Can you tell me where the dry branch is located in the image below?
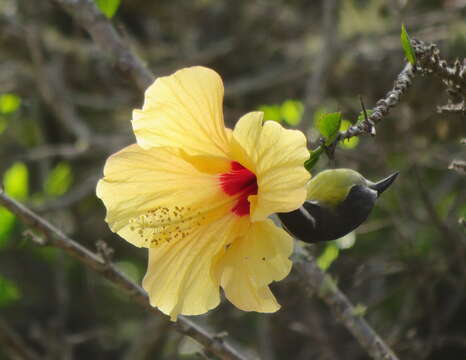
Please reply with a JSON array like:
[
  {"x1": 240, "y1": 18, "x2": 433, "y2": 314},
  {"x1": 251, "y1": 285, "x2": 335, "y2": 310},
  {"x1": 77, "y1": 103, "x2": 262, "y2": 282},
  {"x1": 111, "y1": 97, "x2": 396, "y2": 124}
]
[
  {"x1": 295, "y1": 257, "x2": 400, "y2": 360},
  {"x1": 337, "y1": 62, "x2": 415, "y2": 143},
  {"x1": 331, "y1": 39, "x2": 465, "y2": 149},
  {"x1": 52, "y1": 0, "x2": 155, "y2": 91},
  {"x1": 0, "y1": 189, "x2": 250, "y2": 360},
  {"x1": 0, "y1": 319, "x2": 41, "y2": 360}
]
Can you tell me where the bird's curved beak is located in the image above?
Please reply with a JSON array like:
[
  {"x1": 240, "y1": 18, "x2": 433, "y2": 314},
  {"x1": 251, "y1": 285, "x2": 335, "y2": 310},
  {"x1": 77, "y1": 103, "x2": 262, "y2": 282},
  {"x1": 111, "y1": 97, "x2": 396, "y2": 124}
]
[{"x1": 369, "y1": 172, "x2": 399, "y2": 196}]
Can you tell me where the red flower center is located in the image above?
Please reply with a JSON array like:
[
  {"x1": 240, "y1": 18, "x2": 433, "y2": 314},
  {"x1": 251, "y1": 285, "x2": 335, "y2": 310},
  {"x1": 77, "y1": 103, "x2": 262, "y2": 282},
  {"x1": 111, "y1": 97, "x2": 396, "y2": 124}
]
[{"x1": 219, "y1": 161, "x2": 258, "y2": 216}]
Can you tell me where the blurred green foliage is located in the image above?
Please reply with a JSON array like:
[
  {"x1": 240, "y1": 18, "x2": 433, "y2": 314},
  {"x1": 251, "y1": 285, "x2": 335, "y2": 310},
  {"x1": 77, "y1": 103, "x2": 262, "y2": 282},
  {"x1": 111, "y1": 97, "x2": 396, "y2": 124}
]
[
  {"x1": 317, "y1": 232, "x2": 356, "y2": 270},
  {"x1": 3, "y1": 162, "x2": 28, "y2": 200},
  {"x1": 259, "y1": 99, "x2": 303, "y2": 126},
  {"x1": 0, "y1": 163, "x2": 29, "y2": 248},
  {"x1": 0, "y1": 275, "x2": 21, "y2": 307},
  {"x1": 44, "y1": 162, "x2": 73, "y2": 197},
  {"x1": 0, "y1": 93, "x2": 20, "y2": 134},
  {"x1": 0, "y1": 93, "x2": 21, "y2": 114},
  {"x1": 95, "y1": 0, "x2": 121, "y2": 18}
]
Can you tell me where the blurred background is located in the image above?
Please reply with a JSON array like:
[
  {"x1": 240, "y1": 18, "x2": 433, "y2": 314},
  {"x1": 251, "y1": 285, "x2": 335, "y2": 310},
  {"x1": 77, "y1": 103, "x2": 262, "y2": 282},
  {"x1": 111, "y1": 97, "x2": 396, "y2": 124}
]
[{"x1": 0, "y1": 0, "x2": 465, "y2": 359}]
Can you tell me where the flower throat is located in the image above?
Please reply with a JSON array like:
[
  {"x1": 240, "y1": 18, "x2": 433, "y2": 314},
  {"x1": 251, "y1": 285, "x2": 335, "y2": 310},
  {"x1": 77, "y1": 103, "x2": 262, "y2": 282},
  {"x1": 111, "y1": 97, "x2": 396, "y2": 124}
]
[{"x1": 219, "y1": 161, "x2": 258, "y2": 216}]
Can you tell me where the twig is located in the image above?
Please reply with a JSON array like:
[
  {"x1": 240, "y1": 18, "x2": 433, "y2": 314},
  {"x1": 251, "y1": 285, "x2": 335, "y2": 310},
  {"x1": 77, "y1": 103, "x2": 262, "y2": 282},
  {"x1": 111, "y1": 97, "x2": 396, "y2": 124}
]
[
  {"x1": 337, "y1": 62, "x2": 415, "y2": 143},
  {"x1": 325, "y1": 39, "x2": 464, "y2": 154},
  {"x1": 25, "y1": 25, "x2": 91, "y2": 145},
  {"x1": 0, "y1": 318, "x2": 41, "y2": 360},
  {"x1": 225, "y1": 62, "x2": 310, "y2": 97},
  {"x1": 295, "y1": 257, "x2": 399, "y2": 360},
  {"x1": 449, "y1": 160, "x2": 466, "y2": 175},
  {"x1": 302, "y1": 0, "x2": 340, "y2": 131},
  {"x1": 437, "y1": 101, "x2": 465, "y2": 114},
  {"x1": 412, "y1": 39, "x2": 465, "y2": 114},
  {"x1": 51, "y1": 0, "x2": 154, "y2": 91},
  {"x1": 0, "y1": 189, "x2": 250, "y2": 360}
]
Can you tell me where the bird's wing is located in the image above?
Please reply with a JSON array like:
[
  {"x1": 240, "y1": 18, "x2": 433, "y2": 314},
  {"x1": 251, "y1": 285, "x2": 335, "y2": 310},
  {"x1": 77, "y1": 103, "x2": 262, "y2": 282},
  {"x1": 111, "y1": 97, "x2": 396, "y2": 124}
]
[{"x1": 298, "y1": 203, "x2": 317, "y2": 228}]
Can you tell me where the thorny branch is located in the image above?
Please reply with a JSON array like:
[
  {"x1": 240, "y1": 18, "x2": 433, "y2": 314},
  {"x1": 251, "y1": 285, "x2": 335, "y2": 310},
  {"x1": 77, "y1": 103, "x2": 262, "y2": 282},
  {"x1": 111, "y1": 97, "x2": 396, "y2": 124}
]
[
  {"x1": 0, "y1": 190, "x2": 250, "y2": 360},
  {"x1": 325, "y1": 39, "x2": 465, "y2": 153},
  {"x1": 295, "y1": 257, "x2": 400, "y2": 360},
  {"x1": 412, "y1": 39, "x2": 465, "y2": 114},
  {"x1": 333, "y1": 62, "x2": 415, "y2": 146}
]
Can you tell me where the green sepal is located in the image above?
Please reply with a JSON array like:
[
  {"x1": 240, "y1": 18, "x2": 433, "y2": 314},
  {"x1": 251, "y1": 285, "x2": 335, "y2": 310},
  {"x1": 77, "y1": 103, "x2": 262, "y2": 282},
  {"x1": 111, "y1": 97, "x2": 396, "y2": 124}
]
[{"x1": 304, "y1": 146, "x2": 323, "y2": 172}]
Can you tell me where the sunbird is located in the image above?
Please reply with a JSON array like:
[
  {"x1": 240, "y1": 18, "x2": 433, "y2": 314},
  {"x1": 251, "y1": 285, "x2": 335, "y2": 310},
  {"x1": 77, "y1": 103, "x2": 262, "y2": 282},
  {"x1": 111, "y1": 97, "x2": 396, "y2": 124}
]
[{"x1": 277, "y1": 169, "x2": 398, "y2": 243}]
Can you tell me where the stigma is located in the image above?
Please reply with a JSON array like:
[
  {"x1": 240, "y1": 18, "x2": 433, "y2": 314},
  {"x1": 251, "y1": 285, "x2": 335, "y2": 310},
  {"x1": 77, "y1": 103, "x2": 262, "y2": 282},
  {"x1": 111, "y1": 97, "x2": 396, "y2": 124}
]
[{"x1": 219, "y1": 161, "x2": 258, "y2": 216}]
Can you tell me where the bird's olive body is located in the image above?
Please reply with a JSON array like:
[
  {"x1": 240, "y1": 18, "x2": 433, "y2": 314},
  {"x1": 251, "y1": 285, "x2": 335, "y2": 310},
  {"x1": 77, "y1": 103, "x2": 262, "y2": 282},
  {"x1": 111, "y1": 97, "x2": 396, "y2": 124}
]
[{"x1": 278, "y1": 169, "x2": 398, "y2": 243}]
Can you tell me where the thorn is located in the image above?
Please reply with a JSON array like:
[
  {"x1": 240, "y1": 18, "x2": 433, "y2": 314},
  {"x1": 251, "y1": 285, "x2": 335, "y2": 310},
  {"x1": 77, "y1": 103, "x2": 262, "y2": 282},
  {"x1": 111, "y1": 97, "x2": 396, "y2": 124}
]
[
  {"x1": 213, "y1": 331, "x2": 229, "y2": 342},
  {"x1": 23, "y1": 230, "x2": 47, "y2": 245},
  {"x1": 359, "y1": 95, "x2": 376, "y2": 136},
  {"x1": 96, "y1": 240, "x2": 114, "y2": 264}
]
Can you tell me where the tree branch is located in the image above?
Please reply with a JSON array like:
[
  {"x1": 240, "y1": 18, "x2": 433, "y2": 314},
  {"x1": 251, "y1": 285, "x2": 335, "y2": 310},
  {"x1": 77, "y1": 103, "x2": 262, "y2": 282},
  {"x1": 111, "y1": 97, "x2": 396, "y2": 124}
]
[
  {"x1": 413, "y1": 39, "x2": 465, "y2": 114},
  {"x1": 0, "y1": 189, "x2": 250, "y2": 360},
  {"x1": 337, "y1": 62, "x2": 415, "y2": 143},
  {"x1": 51, "y1": 0, "x2": 155, "y2": 92},
  {"x1": 295, "y1": 257, "x2": 399, "y2": 360},
  {"x1": 326, "y1": 39, "x2": 464, "y2": 152},
  {"x1": 0, "y1": 318, "x2": 41, "y2": 360}
]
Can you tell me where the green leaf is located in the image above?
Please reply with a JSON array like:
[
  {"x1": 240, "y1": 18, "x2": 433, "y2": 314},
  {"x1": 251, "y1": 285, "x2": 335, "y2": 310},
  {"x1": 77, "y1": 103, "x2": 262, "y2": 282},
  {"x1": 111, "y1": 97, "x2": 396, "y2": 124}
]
[
  {"x1": 0, "y1": 94, "x2": 21, "y2": 114},
  {"x1": 259, "y1": 104, "x2": 282, "y2": 122},
  {"x1": 401, "y1": 24, "x2": 416, "y2": 66},
  {"x1": 317, "y1": 243, "x2": 339, "y2": 271},
  {"x1": 316, "y1": 112, "x2": 342, "y2": 144},
  {"x1": 95, "y1": 0, "x2": 121, "y2": 18},
  {"x1": 44, "y1": 162, "x2": 73, "y2": 197},
  {"x1": 339, "y1": 120, "x2": 359, "y2": 149},
  {"x1": 304, "y1": 146, "x2": 323, "y2": 172},
  {"x1": 0, "y1": 208, "x2": 15, "y2": 248},
  {"x1": 1, "y1": 163, "x2": 28, "y2": 248},
  {"x1": 280, "y1": 99, "x2": 303, "y2": 126},
  {"x1": 0, "y1": 116, "x2": 7, "y2": 134},
  {"x1": 3, "y1": 162, "x2": 28, "y2": 200},
  {"x1": 0, "y1": 275, "x2": 21, "y2": 307}
]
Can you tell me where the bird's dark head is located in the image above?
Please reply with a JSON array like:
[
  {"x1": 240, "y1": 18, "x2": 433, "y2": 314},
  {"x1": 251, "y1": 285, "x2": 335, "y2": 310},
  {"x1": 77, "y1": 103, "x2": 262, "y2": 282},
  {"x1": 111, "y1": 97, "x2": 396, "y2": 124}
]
[{"x1": 278, "y1": 169, "x2": 398, "y2": 243}]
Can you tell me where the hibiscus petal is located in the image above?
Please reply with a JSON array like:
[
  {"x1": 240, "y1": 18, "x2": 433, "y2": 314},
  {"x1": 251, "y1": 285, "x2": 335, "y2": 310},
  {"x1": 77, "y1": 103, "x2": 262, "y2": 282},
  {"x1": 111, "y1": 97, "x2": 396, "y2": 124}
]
[
  {"x1": 96, "y1": 144, "x2": 231, "y2": 247},
  {"x1": 132, "y1": 66, "x2": 231, "y2": 158},
  {"x1": 231, "y1": 112, "x2": 310, "y2": 221},
  {"x1": 142, "y1": 215, "x2": 238, "y2": 321},
  {"x1": 213, "y1": 219, "x2": 293, "y2": 313}
]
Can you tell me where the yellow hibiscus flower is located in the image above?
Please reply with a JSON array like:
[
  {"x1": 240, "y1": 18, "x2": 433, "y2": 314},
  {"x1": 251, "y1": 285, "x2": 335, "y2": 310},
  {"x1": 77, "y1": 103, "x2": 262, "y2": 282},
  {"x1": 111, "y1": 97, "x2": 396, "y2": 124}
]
[{"x1": 96, "y1": 66, "x2": 310, "y2": 321}]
